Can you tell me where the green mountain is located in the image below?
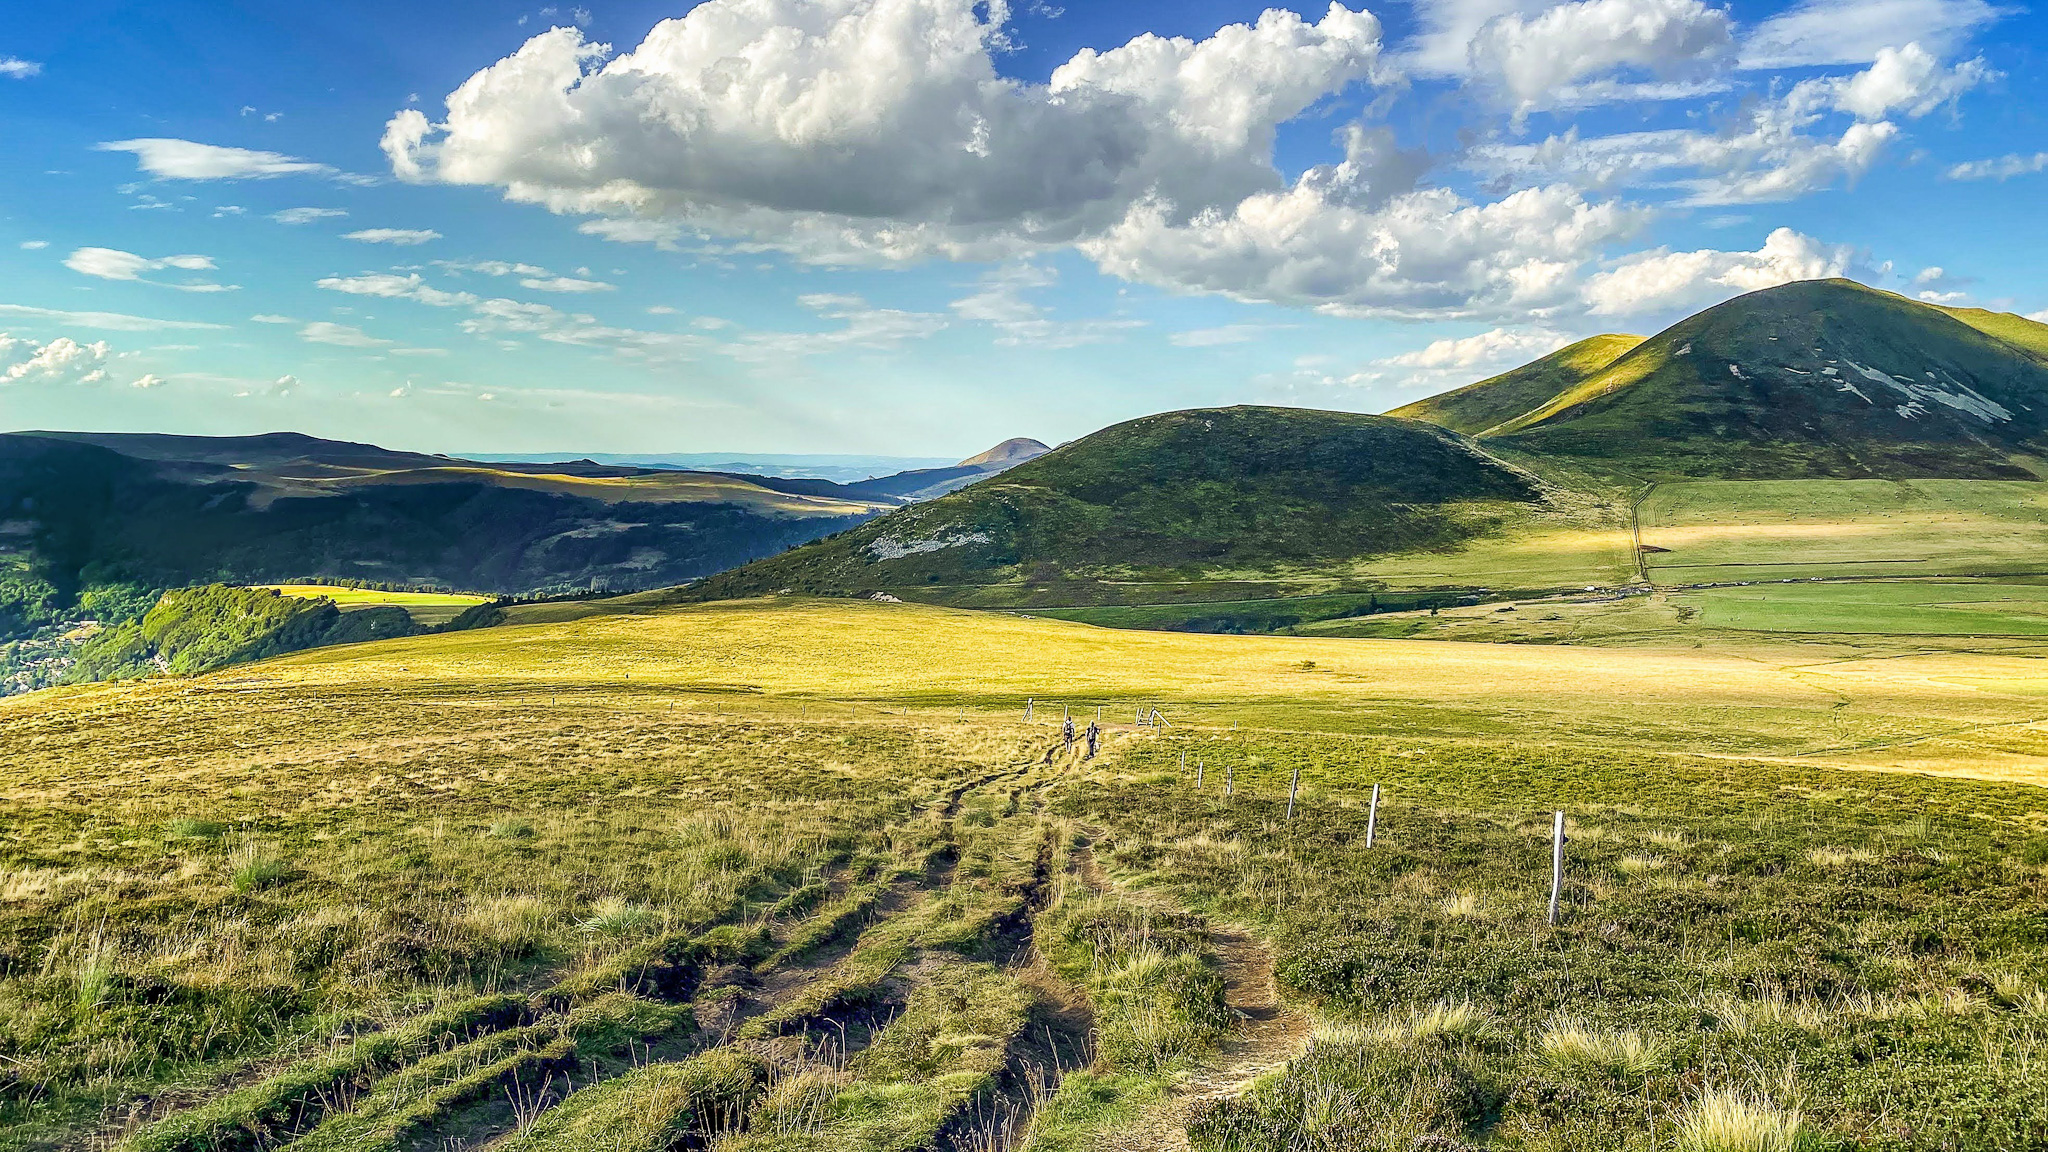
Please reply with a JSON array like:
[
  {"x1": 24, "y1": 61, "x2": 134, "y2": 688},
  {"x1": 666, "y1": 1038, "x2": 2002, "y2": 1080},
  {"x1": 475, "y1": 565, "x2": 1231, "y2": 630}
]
[
  {"x1": 687, "y1": 406, "x2": 1561, "y2": 609},
  {"x1": 1388, "y1": 334, "x2": 1644, "y2": 436},
  {"x1": 1415, "y1": 280, "x2": 2048, "y2": 480},
  {"x1": 1934, "y1": 304, "x2": 2048, "y2": 363}
]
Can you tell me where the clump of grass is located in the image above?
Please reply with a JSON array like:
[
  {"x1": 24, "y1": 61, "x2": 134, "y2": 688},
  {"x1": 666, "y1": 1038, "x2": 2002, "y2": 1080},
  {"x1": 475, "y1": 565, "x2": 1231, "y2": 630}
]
[
  {"x1": 489, "y1": 818, "x2": 536, "y2": 840},
  {"x1": 1806, "y1": 846, "x2": 1880, "y2": 867},
  {"x1": 1676, "y1": 1089, "x2": 1807, "y2": 1152},
  {"x1": 231, "y1": 855, "x2": 294, "y2": 892},
  {"x1": 1645, "y1": 828, "x2": 1688, "y2": 847},
  {"x1": 577, "y1": 898, "x2": 658, "y2": 943},
  {"x1": 2019, "y1": 837, "x2": 2048, "y2": 867},
  {"x1": 1338, "y1": 1000, "x2": 1495, "y2": 1045},
  {"x1": 163, "y1": 817, "x2": 227, "y2": 840},
  {"x1": 1617, "y1": 854, "x2": 1667, "y2": 874},
  {"x1": 1439, "y1": 892, "x2": 1482, "y2": 918},
  {"x1": 1702, "y1": 992, "x2": 1829, "y2": 1034},
  {"x1": 1536, "y1": 1018, "x2": 1664, "y2": 1076},
  {"x1": 74, "y1": 940, "x2": 118, "y2": 1021}
]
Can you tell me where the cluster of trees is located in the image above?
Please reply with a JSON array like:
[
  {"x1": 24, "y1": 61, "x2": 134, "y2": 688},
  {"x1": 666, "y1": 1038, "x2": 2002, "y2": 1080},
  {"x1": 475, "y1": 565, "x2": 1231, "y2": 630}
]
[{"x1": 66, "y1": 585, "x2": 421, "y2": 682}]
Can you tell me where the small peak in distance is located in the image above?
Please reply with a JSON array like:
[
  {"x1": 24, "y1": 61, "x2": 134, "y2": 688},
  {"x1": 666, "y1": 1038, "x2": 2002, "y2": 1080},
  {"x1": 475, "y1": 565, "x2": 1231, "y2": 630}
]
[{"x1": 958, "y1": 437, "x2": 1051, "y2": 469}]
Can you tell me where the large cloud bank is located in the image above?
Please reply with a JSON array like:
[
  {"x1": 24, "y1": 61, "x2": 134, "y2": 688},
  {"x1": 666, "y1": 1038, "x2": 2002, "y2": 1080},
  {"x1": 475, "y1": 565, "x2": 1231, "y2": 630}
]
[{"x1": 375, "y1": 0, "x2": 2005, "y2": 322}]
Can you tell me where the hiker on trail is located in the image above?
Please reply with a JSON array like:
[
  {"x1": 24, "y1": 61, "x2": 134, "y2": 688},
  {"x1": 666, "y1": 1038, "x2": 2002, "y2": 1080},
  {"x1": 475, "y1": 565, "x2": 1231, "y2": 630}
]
[
  {"x1": 1062, "y1": 715, "x2": 1076, "y2": 754},
  {"x1": 1084, "y1": 720, "x2": 1100, "y2": 760}
]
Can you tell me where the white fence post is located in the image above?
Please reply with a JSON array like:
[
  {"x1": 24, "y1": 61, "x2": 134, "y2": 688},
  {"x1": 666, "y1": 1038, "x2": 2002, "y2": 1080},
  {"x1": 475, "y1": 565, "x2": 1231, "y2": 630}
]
[
  {"x1": 1366, "y1": 783, "x2": 1380, "y2": 848},
  {"x1": 1549, "y1": 811, "x2": 1566, "y2": 926}
]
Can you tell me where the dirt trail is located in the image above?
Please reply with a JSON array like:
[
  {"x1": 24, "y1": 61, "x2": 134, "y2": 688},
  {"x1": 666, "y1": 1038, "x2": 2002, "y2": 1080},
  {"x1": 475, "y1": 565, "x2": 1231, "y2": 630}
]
[{"x1": 1075, "y1": 844, "x2": 1311, "y2": 1152}]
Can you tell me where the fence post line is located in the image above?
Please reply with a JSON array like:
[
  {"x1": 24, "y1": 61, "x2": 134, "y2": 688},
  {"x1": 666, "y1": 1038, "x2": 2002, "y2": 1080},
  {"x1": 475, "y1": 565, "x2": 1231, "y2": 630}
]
[
  {"x1": 1549, "y1": 810, "x2": 1566, "y2": 927},
  {"x1": 1366, "y1": 783, "x2": 1380, "y2": 848},
  {"x1": 1286, "y1": 765, "x2": 1301, "y2": 819}
]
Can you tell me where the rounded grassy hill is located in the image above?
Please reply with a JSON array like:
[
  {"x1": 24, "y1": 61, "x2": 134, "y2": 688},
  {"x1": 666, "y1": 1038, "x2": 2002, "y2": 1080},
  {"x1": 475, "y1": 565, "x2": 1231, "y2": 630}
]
[{"x1": 687, "y1": 406, "x2": 1556, "y2": 603}]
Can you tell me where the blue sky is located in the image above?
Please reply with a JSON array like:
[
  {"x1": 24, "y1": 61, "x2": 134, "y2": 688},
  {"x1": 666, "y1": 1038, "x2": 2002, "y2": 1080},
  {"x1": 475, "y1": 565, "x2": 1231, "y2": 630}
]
[{"x1": 1, "y1": 0, "x2": 2042, "y2": 456}]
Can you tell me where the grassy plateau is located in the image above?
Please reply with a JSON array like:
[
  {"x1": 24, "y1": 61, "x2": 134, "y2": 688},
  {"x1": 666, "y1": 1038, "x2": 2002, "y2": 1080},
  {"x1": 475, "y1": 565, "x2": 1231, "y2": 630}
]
[
  {"x1": 3, "y1": 594, "x2": 2048, "y2": 1152},
  {"x1": 258, "y1": 585, "x2": 496, "y2": 628}
]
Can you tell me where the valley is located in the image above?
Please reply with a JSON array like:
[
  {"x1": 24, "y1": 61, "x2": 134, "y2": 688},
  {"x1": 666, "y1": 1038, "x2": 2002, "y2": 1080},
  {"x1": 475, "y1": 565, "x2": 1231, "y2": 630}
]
[{"x1": 8, "y1": 278, "x2": 2048, "y2": 1150}]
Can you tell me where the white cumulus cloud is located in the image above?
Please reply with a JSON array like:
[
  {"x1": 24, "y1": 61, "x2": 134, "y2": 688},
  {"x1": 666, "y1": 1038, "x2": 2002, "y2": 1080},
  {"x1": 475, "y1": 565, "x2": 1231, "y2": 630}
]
[
  {"x1": 1086, "y1": 181, "x2": 1643, "y2": 319},
  {"x1": 1468, "y1": 48, "x2": 1984, "y2": 206},
  {"x1": 344, "y1": 228, "x2": 443, "y2": 245},
  {"x1": 1581, "y1": 226, "x2": 1853, "y2": 315},
  {"x1": 519, "y1": 275, "x2": 613, "y2": 292},
  {"x1": 300, "y1": 321, "x2": 393, "y2": 347},
  {"x1": 97, "y1": 138, "x2": 347, "y2": 181},
  {"x1": 0, "y1": 57, "x2": 41, "y2": 79},
  {"x1": 0, "y1": 333, "x2": 118, "y2": 386},
  {"x1": 271, "y1": 207, "x2": 349, "y2": 225},
  {"x1": 1947, "y1": 152, "x2": 2048, "y2": 181},
  {"x1": 1467, "y1": 0, "x2": 1733, "y2": 114},
  {"x1": 1383, "y1": 325, "x2": 1574, "y2": 369},
  {"x1": 63, "y1": 247, "x2": 233, "y2": 291},
  {"x1": 383, "y1": 0, "x2": 1407, "y2": 284}
]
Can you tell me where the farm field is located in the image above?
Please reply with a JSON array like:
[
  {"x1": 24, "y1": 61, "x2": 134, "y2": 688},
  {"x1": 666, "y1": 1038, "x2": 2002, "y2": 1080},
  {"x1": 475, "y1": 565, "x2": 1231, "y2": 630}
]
[
  {"x1": 3, "y1": 597, "x2": 2047, "y2": 1151},
  {"x1": 257, "y1": 585, "x2": 497, "y2": 627},
  {"x1": 1676, "y1": 579, "x2": 2048, "y2": 636},
  {"x1": 1639, "y1": 479, "x2": 2048, "y2": 583},
  {"x1": 1304, "y1": 579, "x2": 2048, "y2": 645}
]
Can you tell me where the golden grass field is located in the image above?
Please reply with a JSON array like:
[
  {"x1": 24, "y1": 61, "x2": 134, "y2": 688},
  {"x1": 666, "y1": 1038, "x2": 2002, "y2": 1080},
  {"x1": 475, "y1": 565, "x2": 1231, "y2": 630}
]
[
  {"x1": 258, "y1": 584, "x2": 496, "y2": 626},
  {"x1": 160, "y1": 596, "x2": 2048, "y2": 785}
]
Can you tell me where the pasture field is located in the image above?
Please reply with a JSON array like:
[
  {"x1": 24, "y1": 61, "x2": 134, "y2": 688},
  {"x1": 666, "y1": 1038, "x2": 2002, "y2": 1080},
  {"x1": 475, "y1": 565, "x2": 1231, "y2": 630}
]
[
  {"x1": 257, "y1": 585, "x2": 496, "y2": 627},
  {"x1": 1307, "y1": 579, "x2": 2048, "y2": 650},
  {"x1": 1639, "y1": 479, "x2": 2048, "y2": 583},
  {"x1": 1676, "y1": 580, "x2": 2048, "y2": 637},
  {"x1": 2, "y1": 597, "x2": 2047, "y2": 1151}
]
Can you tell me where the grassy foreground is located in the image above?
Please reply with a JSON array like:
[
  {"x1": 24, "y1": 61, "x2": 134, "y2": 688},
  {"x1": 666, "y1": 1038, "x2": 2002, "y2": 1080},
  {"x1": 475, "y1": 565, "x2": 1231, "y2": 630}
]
[{"x1": 3, "y1": 596, "x2": 2046, "y2": 1151}]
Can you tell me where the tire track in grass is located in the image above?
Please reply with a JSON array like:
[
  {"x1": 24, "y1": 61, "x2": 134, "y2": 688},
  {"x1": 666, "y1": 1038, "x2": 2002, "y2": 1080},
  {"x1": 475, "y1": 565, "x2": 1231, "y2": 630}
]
[{"x1": 1071, "y1": 842, "x2": 1310, "y2": 1152}]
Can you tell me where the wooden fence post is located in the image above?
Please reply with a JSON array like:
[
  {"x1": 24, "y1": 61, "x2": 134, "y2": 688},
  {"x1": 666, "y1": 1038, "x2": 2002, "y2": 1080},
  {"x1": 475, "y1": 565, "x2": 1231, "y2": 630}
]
[
  {"x1": 1366, "y1": 783, "x2": 1380, "y2": 848},
  {"x1": 1197, "y1": 758, "x2": 1204, "y2": 788},
  {"x1": 1225, "y1": 763, "x2": 1233, "y2": 798},
  {"x1": 1025, "y1": 698, "x2": 1033, "y2": 721},
  {"x1": 1286, "y1": 766, "x2": 1301, "y2": 819},
  {"x1": 1549, "y1": 811, "x2": 1566, "y2": 926}
]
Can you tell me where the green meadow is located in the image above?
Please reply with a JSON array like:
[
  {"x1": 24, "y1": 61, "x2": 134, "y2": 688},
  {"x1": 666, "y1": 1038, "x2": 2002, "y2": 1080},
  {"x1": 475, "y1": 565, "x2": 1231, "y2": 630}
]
[{"x1": 3, "y1": 596, "x2": 2047, "y2": 1151}]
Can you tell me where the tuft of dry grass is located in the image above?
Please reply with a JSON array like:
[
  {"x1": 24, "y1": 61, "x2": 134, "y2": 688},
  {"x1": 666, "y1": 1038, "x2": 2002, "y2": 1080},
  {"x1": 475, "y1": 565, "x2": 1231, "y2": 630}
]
[
  {"x1": 1536, "y1": 1018, "x2": 1664, "y2": 1076},
  {"x1": 1676, "y1": 1089, "x2": 1808, "y2": 1152}
]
